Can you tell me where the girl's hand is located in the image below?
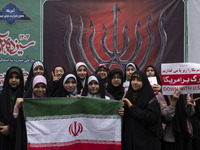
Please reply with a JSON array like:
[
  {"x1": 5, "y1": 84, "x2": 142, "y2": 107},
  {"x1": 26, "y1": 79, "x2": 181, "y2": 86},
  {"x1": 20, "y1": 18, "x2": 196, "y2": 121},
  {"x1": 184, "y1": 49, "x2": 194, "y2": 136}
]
[
  {"x1": 13, "y1": 98, "x2": 24, "y2": 114},
  {"x1": 172, "y1": 89, "x2": 181, "y2": 102},
  {"x1": 52, "y1": 71, "x2": 59, "y2": 83},
  {"x1": 122, "y1": 98, "x2": 132, "y2": 108},
  {"x1": 75, "y1": 94, "x2": 82, "y2": 99},
  {"x1": 187, "y1": 94, "x2": 196, "y2": 106},
  {"x1": 0, "y1": 125, "x2": 9, "y2": 136},
  {"x1": 118, "y1": 107, "x2": 124, "y2": 116},
  {"x1": 152, "y1": 84, "x2": 161, "y2": 91}
]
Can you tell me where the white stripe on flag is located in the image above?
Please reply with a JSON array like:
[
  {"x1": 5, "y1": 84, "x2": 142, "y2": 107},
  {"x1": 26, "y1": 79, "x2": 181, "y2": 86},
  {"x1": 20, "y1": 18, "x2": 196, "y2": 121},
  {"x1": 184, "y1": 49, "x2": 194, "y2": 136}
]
[{"x1": 26, "y1": 116, "x2": 121, "y2": 144}]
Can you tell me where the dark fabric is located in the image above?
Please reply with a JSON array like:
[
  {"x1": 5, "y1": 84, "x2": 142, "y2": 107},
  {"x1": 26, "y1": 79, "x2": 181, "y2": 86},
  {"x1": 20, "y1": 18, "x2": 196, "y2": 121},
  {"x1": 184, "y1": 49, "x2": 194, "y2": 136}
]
[
  {"x1": 0, "y1": 67, "x2": 27, "y2": 150},
  {"x1": 95, "y1": 64, "x2": 110, "y2": 86},
  {"x1": 161, "y1": 94, "x2": 193, "y2": 150},
  {"x1": 106, "y1": 68, "x2": 124, "y2": 100},
  {"x1": 144, "y1": 65, "x2": 162, "y2": 86},
  {"x1": 172, "y1": 94, "x2": 193, "y2": 150},
  {"x1": 122, "y1": 70, "x2": 162, "y2": 150},
  {"x1": 174, "y1": 132, "x2": 193, "y2": 150},
  {"x1": 82, "y1": 74, "x2": 106, "y2": 98},
  {"x1": 191, "y1": 94, "x2": 200, "y2": 150},
  {"x1": 52, "y1": 72, "x2": 76, "y2": 97},
  {"x1": 73, "y1": 64, "x2": 88, "y2": 94},
  {"x1": 161, "y1": 141, "x2": 176, "y2": 150},
  {"x1": 24, "y1": 60, "x2": 49, "y2": 93},
  {"x1": 49, "y1": 65, "x2": 66, "y2": 97}
]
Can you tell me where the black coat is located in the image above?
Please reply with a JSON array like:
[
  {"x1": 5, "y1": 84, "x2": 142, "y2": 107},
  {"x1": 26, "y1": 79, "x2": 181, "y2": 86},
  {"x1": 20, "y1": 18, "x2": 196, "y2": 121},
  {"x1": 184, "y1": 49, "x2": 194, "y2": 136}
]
[
  {"x1": 0, "y1": 67, "x2": 27, "y2": 150},
  {"x1": 122, "y1": 70, "x2": 162, "y2": 150}
]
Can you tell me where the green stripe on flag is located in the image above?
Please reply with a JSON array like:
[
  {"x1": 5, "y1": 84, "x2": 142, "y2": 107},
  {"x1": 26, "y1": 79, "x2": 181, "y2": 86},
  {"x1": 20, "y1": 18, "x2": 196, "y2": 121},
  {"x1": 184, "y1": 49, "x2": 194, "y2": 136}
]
[{"x1": 23, "y1": 97, "x2": 122, "y2": 118}]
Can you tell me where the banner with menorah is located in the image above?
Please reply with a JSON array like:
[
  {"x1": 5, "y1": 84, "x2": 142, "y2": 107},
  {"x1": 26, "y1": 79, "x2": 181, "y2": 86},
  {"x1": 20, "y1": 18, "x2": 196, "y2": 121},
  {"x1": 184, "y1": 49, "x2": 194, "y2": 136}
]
[
  {"x1": 0, "y1": 0, "x2": 185, "y2": 91},
  {"x1": 43, "y1": 0, "x2": 184, "y2": 73}
]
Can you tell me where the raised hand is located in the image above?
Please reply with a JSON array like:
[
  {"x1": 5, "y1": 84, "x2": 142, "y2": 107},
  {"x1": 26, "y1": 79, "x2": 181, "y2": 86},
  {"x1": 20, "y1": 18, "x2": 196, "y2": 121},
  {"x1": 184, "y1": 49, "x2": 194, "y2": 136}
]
[
  {"x1": 52, "y1": 71, "x2": 59, "y2": 83},
  {"x1": 172, "y1": 89, "x2": 181, "y2": 102},
  {"x1": 187, "y1": 94, "x2": 196, "y2": 106}
]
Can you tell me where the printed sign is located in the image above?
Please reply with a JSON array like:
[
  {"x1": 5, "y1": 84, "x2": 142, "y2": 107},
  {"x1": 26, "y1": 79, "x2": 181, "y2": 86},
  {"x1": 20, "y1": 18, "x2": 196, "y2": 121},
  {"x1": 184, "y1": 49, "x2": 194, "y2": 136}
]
[{"x1": 161, "y1": 63, "x2": 200, "y2": 95}]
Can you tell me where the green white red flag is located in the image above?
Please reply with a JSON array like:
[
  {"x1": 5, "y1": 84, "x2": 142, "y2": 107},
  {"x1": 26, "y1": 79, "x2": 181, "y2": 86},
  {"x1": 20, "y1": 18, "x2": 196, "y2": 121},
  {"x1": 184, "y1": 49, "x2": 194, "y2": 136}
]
[{"x1": 23, "y1": 97, "x2": 122, "y2": 150}]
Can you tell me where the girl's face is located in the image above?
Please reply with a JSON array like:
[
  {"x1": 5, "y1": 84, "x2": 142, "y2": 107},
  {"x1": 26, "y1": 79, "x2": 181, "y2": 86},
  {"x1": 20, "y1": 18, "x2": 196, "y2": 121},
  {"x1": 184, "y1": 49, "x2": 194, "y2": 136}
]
[
  {"x1": 111, "y1": 73, "x2": 122, "y2": 87},
  {"x1": 88, "y1": 80, "x2": 99, "y2": 94},
  {"x1": 77, "y1": 66, "x2": 87, "y2": 79},
  {"x1": 9, "y1": 73, "x2": 20, "y2": 88},
  {"x1": 54, "y1": 67, "x2": 64, "y2": 79},
  {"x1": 97, "y1": 67, "x2": 108, "y2": 80},
  {"x1": 33, "y1": 83, "x2": 46, "y2": 97},
  {"x1": 33, "y1": 66, "x2": 44, "y2": 76},
  {"x1": 64, "y1": 77, "x2": 76, "y2": 93},
  {"x1": 131, "y1": 77, "x2": 143, "y2": 91},
  {"x1": 146, "y1": 67, "x2": 155, "y2": 77},
  {"x1": 126, "y1": 66, "x2": 136, "y2": 80}
]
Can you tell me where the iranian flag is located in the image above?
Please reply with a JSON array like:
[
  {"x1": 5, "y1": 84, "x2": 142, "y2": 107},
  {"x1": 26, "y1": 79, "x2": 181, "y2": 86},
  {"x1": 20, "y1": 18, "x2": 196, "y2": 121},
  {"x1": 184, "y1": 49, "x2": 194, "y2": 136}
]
[{"x1": 23, "y1": 97, "x2": 122, "y2": 150}]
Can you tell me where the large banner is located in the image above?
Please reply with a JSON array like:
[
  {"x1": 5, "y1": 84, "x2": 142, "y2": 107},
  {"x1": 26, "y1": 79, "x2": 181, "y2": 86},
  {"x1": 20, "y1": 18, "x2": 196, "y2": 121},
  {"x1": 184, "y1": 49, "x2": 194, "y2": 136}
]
[
  {"x1": 0, "y1": 0, "x2": 43, "y2": 91},
  {"x1": 43, "y1": 0, "x2": 185, "y2": 73},
  {"x1": 24, "y1": 97, "x2": 122, "y2": 150},
  {"x1": 0, "y1": 0, "x2": 185, "y2": 91}
]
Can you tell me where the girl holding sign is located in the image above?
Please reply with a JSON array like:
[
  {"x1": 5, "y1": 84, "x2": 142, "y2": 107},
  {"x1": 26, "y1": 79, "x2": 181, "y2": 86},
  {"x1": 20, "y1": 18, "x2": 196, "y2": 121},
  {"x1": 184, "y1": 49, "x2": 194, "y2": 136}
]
[{"x1": 144, "y1": 65, "x2": 162, "y2": 92}]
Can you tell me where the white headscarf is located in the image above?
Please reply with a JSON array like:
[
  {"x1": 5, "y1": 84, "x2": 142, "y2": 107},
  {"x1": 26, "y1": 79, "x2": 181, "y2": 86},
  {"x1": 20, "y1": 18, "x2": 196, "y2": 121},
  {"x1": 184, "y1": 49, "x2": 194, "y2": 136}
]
[
  {"x1": 33, "y1": 61, "x2": 44, "y2": 71},
  {"x1": 75, "y1": 62, "x2": 87, "y2": 71}
]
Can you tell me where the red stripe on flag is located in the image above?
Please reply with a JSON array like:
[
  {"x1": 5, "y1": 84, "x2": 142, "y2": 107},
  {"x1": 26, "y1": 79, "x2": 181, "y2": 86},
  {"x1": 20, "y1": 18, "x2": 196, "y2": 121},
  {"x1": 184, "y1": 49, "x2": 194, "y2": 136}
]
[{"x1": 28, "y1": 141, "x2": 121, "y2": 150}]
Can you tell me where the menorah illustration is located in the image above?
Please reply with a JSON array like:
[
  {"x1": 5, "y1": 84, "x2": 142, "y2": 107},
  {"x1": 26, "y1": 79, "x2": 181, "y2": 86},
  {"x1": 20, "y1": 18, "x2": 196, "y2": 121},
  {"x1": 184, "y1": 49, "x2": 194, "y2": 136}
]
[{"x1": 64, "y1": 2, "x2": 167, "y2": 72}]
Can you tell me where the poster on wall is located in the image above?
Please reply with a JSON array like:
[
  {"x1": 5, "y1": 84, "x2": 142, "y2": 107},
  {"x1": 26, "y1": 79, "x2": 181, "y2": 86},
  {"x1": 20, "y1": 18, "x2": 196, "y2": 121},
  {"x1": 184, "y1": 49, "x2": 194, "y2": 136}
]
[
  {"x1": 43, "y1": 0, "x2": 184, "y2": 74},
  {"x1": 0, "y1": 0, "x2": 185, "y2": 91},
  {"x1": 0, "y1": 1, "x2": 43, "y2": 91}
]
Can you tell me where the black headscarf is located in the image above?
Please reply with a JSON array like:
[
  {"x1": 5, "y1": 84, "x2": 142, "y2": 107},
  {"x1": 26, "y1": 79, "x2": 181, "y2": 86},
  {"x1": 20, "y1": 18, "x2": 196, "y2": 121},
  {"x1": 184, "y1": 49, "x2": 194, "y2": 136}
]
[
  {"x1": 0, "y1": 66, "x2": 27, "y2": 150},
  {"x1": 144, "y1": 65, "x2": 162, "y2": 86},
  {"x1": 73, "y1": 62, "x2": 88, "y2": 94},
  {"x1": 50, "y1": 65, "x2": 66, "y2": 81},
  {"x1": 0, "y1": 67, "x2": 24, "y2": 124},
  {"x1": 49, "y1": 65, "x2": 66, "y2": 96},
  {"x1": 24, "y1": 60, "x2": 49, "y2": 93},
  {"x1": 95, "y1": 64, "x2": 110, "y2": 85},
  {"x1": 82, "y1": 74, "x2": 106, "y2": 99},
  {"x1": 106, "y1": 68, "x2": 124, "y2": 100},
  {"x1": 125, "y1": 70, "x2": 155, "y2": 109},
  {"x1": 122, "y1": 70, "x2": 162, "y2": 150}
]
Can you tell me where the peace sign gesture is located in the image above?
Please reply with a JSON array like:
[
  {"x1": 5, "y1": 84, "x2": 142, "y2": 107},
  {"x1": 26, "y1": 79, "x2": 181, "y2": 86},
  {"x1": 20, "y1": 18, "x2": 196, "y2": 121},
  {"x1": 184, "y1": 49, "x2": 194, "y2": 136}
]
[
  {"x1": 172, "y1": 89, "x2": 181, "y2": 102},
  {"x1": 52, "y1": 71, "x2": 59, "y2": 83},
  {"x1": 187, "y1": 94, "x2": 197, "y2": 106}
]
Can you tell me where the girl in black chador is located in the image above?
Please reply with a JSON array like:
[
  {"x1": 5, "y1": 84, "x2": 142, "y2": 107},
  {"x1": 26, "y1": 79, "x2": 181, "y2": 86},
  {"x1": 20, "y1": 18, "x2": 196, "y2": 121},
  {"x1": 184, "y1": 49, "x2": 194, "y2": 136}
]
[
  {"x1": 122, "y1": 70, "x2": 162, "y2": 150},
  {"x1": 0, "y1": 67, "x2": 27, "y2": 150},
  {"x1": 107, "y1": 68, "x2": 124, "y2": 100}
]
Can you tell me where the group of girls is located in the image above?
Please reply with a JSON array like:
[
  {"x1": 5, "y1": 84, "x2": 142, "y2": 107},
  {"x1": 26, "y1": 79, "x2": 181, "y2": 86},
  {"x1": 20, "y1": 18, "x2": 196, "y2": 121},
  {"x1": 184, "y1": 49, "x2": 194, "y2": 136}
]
[{"x1": 0, "y1": 60, "x2": 199, "y2": 150}]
